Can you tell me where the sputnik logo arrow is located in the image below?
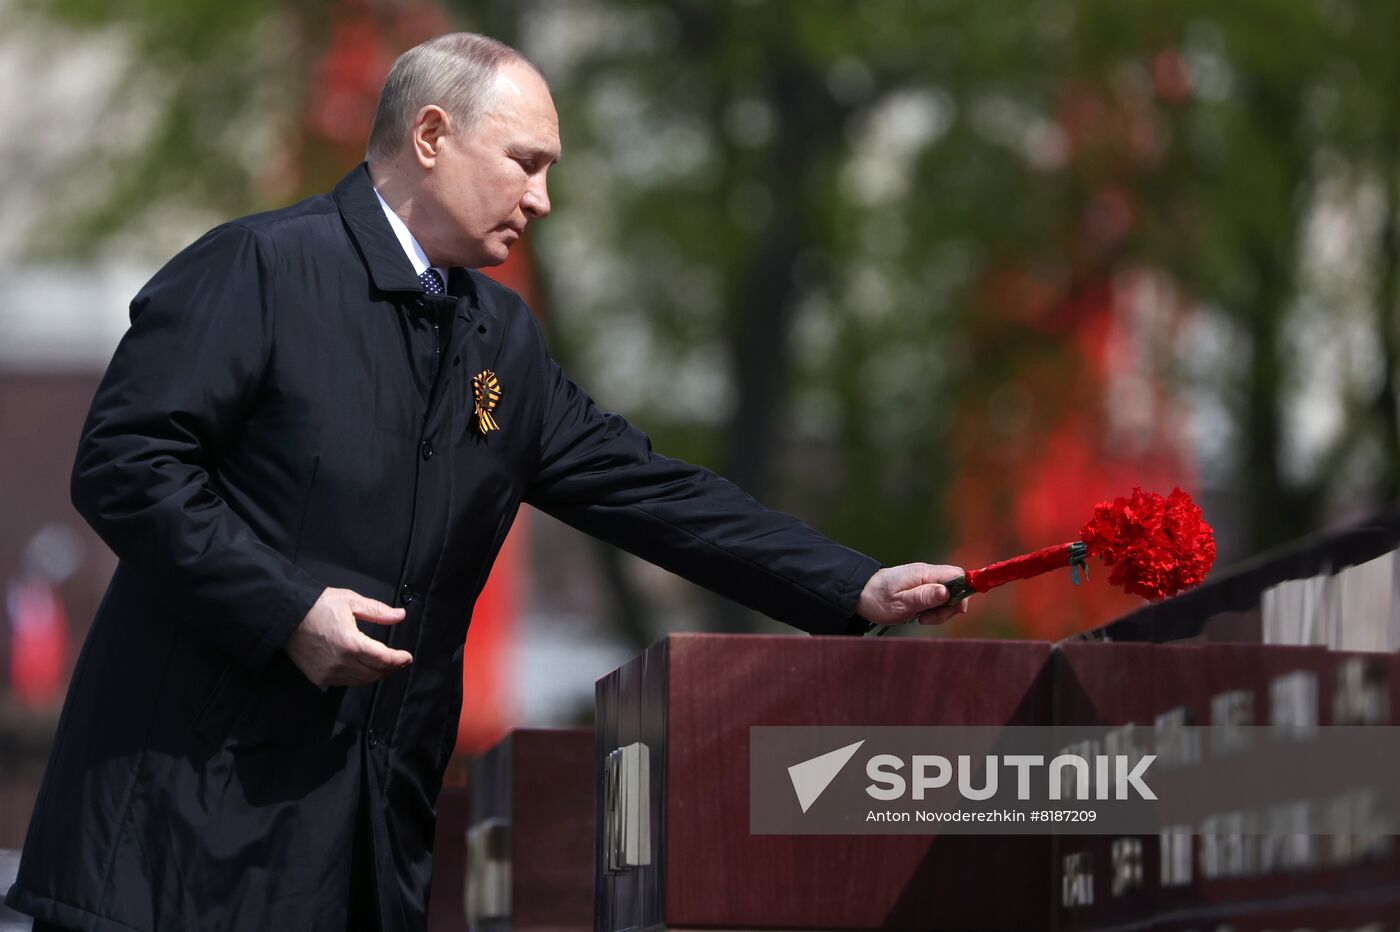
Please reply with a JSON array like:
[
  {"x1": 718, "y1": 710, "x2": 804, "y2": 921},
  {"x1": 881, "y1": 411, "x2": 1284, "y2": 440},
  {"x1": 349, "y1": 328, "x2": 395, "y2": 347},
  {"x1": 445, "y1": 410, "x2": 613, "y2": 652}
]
[{"x1": 787, "y1": 740, "x2": 865, "y2": 813}]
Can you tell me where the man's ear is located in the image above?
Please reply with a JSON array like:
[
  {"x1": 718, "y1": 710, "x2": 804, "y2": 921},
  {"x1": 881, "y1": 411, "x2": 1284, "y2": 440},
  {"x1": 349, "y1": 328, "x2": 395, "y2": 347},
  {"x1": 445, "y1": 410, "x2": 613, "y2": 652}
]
[{"x1": 411, "y1": 105, "x2": 450, "y2": 167}]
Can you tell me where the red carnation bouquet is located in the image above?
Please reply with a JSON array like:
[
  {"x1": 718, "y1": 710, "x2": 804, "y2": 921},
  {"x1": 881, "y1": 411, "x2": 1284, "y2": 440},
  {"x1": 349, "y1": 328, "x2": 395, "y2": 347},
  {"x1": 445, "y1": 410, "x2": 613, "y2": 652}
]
[{"x1": 889, "y1": 487, "x2": 1214, "y2": 630}]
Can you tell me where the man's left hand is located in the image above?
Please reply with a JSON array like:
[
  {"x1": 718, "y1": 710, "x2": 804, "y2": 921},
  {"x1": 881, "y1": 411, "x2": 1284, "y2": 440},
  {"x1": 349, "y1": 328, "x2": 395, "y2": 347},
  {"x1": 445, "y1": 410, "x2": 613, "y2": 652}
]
[{"x1": 856, "y1": 563, "x2": 970, "y2": 628}]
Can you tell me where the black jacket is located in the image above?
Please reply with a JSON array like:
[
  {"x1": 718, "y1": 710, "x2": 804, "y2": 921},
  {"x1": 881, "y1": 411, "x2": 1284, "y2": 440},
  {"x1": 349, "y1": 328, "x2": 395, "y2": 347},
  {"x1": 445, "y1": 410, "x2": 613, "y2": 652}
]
[{"x1": 6, "y1": 164, "x2": 880, "y2": 931}]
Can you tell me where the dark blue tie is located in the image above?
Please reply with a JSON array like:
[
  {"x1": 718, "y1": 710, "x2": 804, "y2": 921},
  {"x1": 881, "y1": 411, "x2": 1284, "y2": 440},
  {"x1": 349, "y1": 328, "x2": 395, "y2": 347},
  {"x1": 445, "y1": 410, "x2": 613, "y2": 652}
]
[{"x1": 419, "y1": 268, "x2": 445, "y2": 296}]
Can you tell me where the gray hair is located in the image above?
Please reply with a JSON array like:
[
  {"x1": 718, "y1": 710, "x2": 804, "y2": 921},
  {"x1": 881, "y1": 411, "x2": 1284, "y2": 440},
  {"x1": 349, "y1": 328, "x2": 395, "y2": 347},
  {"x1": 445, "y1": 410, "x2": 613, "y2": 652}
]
[{"x1": 365, "y1": 33, "x2": 541, "y2": 163}]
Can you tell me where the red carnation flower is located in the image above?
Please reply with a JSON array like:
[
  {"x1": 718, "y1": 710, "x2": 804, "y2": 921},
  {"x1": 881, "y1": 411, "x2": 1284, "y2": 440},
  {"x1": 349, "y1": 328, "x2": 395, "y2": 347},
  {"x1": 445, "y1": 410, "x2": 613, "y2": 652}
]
[{"x1": 1079, "y1": 487, "x2": 1215, "y2": 601}]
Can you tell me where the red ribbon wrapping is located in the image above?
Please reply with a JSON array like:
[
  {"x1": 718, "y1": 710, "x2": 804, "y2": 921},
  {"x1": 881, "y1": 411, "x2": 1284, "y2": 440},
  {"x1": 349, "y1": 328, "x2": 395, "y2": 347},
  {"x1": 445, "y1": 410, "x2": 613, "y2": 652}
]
[{"x1": 965, "y1": 542, "x2": 1076, "y2": 593}]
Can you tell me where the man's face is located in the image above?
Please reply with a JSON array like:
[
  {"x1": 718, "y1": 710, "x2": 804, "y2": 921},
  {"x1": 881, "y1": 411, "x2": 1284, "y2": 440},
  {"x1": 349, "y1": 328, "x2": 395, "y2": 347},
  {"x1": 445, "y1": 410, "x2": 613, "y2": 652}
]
[{"x1": 422, "y1": 61, "x2": 560, "y2": 268}]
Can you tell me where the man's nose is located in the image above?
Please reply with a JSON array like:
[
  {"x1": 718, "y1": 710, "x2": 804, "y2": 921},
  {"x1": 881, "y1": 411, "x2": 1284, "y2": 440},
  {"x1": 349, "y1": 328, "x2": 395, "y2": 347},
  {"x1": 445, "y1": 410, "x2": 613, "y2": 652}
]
[{"x1": 522, "y1": 177, "x2": 551, "y2": 220}]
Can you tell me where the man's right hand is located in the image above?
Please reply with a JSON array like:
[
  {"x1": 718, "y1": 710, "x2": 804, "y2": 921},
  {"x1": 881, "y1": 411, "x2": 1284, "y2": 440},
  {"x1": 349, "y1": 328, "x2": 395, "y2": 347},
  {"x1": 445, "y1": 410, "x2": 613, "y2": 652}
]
[{"x1": 284, "y1": 587, "x2": 413, "y2": 688}]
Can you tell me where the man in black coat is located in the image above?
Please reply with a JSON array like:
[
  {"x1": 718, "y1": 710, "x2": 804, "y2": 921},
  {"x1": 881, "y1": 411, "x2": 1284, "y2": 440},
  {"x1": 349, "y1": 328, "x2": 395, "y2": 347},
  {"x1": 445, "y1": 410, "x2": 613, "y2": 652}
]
[{"x1": 7, "y1": 33, "x2": 967, "y2": 932}]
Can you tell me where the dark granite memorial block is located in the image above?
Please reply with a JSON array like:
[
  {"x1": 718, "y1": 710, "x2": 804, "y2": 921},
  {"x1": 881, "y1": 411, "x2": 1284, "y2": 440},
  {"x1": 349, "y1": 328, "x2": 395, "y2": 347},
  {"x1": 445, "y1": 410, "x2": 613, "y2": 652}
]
[
  {"x1": 1053, "y1": 642, "x2": 1159, "y2": 727},
  {"x1": 1149, "y1": 888, "x2": 1400, "y2": 931},
  {"x1": 465, "y1": 728, "x2": 595, "y2": 932},
  {"x1": 1151, "y1": 644, "x2": 1400, "y2": 920},
  {"x1": 1054, "y1": 642, "x2": 1400, "y2": 932},
  {"x1": 594, "y1": 633, "x2": 1055, "y2": 931},
  {"x1": 1149, "y1": 644, "x2": 1274, "y2": 917},
  {"x1": 1052, "y1": 642, "x2": 1160, "y2": 932},
  {"x1": 1200, "y1": 607, "x2": 1263, "y2": 644},
  {"x1": 1326, "y1": 650, "x2": 1392, "y2": 727},
  {"x1": 429, "y1": 787, "x2": 469, "y2": 932},
  {"x1": 1307, "y1": 649, "x2": 1400, "y2": 902}
]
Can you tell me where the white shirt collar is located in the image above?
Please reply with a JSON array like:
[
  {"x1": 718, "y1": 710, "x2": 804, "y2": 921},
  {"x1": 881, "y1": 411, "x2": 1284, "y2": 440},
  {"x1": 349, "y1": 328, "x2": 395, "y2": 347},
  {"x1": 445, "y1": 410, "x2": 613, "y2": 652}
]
[{"x1": 373, "y1": 187, "x2": 444, "y2": 283}]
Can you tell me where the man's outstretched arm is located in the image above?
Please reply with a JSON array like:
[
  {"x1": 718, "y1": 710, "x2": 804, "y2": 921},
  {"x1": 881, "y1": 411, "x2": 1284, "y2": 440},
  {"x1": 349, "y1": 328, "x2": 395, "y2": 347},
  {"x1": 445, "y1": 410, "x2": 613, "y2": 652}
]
[{"x1": 521, "y1": 325, "x2": 964, "y2": 634}]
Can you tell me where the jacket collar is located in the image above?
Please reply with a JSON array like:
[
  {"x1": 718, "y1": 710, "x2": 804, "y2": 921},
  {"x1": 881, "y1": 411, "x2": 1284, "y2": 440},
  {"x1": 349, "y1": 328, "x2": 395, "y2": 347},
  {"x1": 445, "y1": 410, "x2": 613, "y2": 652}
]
[
  {"x1": 333, "y1": 162, "x2": 437, "y2": 295},
  {"x1": 333, "y1": 162, "x2": 490, "y2": 326}
]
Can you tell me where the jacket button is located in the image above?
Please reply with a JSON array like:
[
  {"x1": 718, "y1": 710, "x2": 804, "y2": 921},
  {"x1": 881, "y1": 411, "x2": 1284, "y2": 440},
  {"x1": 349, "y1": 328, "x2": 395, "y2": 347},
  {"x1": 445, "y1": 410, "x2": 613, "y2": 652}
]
[
  {"x1": 367, "y1": 730, "x2": 379, "y2": 748},
  {"x1": 400, "y1": 584, "x2": 418, "y2": 604},
  {"x1": 420, "y1": 440, "x2": 434, "y2": 461}
]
